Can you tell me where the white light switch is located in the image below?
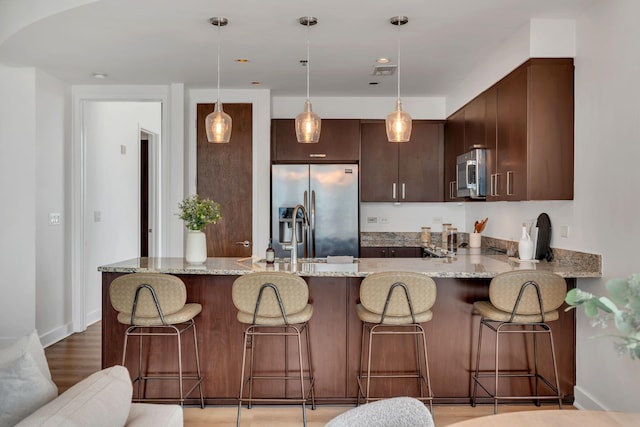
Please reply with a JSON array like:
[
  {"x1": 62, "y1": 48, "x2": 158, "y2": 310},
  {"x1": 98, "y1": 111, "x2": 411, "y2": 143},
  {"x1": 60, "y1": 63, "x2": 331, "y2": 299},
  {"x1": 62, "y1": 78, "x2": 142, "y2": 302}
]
[
  {"x1": 48, "y1": 213, "x2": 61, "y2": 225},
  {"x1": 120, "y1": 145, "x2": 126, "y2": 155},
  {"x1": 94, "y1": 211, "x2": 102, "y2": 222},
  {"x1": 367, "y1": 216, "x2": 378, "y2": 224}
]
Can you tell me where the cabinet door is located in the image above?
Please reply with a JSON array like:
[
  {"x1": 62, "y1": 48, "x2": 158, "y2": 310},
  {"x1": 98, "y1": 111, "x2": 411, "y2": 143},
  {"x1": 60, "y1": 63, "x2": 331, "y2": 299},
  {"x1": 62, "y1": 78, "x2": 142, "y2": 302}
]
[
  {"x1": 496, "y1": 66, "x2": 528, "y2": 201},
  {"x1": 388, "y1": 247, "x2": 421, "y2": 258},
  {"x1": 484, "y1": 87, "x2": 498, "y2": 200},
  {"x1": 360, "y1": 121, "x2": 399, "y2": 202},
  {"x1": 398, "y1": 121, "x2": 444, "y2": 202},
  {"x1": 464, "y1": 93, "x2": 486, "y2": 151},
  {"x1": 272, "y1": 119, "x2": 360, "y2": 162},
  {"x1": 360, "y1": 247, "x2": 389, "y2": 258},
  {"x1": 444, "y1": 110, "x2": 465, "y2": 201},
  {"x1": 527, "y1": 60, "x2": 574, "y2": 200}
]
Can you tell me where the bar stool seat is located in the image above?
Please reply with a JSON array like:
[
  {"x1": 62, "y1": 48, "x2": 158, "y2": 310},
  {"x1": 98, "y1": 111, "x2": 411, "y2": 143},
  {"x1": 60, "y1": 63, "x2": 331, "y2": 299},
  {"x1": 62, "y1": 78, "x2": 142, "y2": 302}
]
[{"x1": 471, "y1": 270, "x2": 565, "y2": 414}]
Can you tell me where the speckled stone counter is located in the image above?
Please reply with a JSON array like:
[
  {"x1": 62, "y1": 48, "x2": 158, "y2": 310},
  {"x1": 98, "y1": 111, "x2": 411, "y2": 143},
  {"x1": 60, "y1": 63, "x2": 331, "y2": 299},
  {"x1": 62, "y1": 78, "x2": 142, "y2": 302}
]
[
  {"x1": 98, "y1": 248, "x2": 601, "y2": 279},
  {"x1": 100, "y1": 250, "x2": 595, "y2": 405}
]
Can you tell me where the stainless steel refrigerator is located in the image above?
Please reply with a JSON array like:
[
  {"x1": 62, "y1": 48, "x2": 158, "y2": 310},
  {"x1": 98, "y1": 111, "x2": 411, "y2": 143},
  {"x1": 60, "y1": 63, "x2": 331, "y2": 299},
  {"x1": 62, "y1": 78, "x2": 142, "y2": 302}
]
[{"x1": 271, "y1": 164, "x2": 359, "y2": 258}]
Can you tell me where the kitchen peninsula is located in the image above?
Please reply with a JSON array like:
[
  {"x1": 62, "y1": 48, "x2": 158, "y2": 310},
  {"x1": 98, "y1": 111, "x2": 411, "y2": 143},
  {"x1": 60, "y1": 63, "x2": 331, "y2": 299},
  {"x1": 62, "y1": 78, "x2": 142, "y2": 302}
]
[{"x1": 99, "y1": 250, "x2": 600, "y2": 405}]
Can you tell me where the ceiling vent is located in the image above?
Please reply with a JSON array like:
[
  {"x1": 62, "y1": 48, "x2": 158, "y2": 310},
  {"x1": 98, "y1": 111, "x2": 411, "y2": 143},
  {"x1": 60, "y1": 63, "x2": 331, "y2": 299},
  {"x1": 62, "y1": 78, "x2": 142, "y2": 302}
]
[{"x1": 372, "y1": 65, "x2": 397, "y2": 76}]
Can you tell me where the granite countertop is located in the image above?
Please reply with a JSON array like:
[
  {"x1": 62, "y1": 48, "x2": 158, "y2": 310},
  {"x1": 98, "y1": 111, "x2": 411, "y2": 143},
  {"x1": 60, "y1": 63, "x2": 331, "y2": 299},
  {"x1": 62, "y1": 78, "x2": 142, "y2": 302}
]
[{"x1": 98, "y1": 248, "x2": 601, "y2": 279}]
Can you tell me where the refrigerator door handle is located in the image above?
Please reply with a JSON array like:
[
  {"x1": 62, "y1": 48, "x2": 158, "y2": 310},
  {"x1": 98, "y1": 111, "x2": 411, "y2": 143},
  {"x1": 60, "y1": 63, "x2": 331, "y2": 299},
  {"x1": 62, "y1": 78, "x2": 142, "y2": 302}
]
[
  {"x1": 311, "y1": 190, "x2": 316, "y2": 258},
  {"x1": 303, "y1": 190, "x2": 309, "y2": 258}
]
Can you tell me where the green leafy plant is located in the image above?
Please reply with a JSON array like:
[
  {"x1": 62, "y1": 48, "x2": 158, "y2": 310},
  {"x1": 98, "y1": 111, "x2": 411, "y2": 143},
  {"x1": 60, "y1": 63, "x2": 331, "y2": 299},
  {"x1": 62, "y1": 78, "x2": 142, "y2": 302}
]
[
  {"x1": 565, "y1": 274, "x2": 640, "y2": 359},
  {"x1": 177, "y1": 195, "x2": 221, "y2": 231}
]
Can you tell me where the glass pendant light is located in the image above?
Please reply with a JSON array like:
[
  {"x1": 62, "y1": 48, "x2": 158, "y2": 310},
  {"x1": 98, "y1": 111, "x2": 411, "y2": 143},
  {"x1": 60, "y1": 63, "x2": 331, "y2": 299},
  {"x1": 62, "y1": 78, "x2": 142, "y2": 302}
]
[
  {"x1": 295, "y1": 16, "x2": 321, "y2": 143},
  {"x1": 386, "y1": 16, "x2": 412, "y2": 143},
  {"x1": 205, "y1": 17, "x2": 232, "y2": 143}
]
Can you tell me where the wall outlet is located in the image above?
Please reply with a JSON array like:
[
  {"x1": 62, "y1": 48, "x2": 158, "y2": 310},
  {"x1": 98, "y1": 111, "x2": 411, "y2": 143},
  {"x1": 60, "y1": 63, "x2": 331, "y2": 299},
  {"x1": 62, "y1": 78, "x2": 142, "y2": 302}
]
[
  {"x1": 560, "y1": 225, "x2": 569, "y2": 238},
  {"x1": 380, "y1": 217, "x2": 389, "y2": 224},
  {"x1": 48, "y1": 213, "x2": 61, "y2": 225},
  {"x1": 94, "y1": 211, "x2": 102, "y2": 223},
  {"x1": 432, "y1": 216, "x2": 442, "y2": 224},
  {"x1": 367, "y1": 216, "x2": 378, "y2": 224}
]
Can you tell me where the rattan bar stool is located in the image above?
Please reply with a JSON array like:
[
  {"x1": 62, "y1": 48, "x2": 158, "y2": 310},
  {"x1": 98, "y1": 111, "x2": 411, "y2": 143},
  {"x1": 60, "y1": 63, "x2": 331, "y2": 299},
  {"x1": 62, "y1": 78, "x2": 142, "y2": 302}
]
[
  {"x1": 356, "y1": 271, "x2": 436, "y2": 411},
  {"x1": 471, "y1": 270, "x2": 566, "y2": 413},
  {"x1": 232, "y1": 272, "x2": 316, "y2": 427},
  {"x1": 109, "y1": 273, "x2": 204, "y2": 408}
]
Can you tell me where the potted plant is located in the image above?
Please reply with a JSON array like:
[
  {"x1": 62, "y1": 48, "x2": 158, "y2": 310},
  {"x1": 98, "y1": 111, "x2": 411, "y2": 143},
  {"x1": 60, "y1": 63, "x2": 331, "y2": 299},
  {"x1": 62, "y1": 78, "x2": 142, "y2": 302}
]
[
  {"x1": 565, "y1": 274, "x2": 640, "y2": 359},
  {"x1": 177, "y1": 195, "x2": 221, "y2": 264}
]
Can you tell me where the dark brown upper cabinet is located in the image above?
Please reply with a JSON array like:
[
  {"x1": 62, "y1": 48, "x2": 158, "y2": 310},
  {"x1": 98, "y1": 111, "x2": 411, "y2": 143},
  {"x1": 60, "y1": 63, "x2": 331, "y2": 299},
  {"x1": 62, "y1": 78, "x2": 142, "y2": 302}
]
[
  {"x1": 445, "y1": 58, "x2": 574, "y2": 202},
  {"x1": 361, "y1": 120, "x2": 444, "y2": 203},
  {"x1": 271, "y1": 119, "x2": 360, "y2": 163}
]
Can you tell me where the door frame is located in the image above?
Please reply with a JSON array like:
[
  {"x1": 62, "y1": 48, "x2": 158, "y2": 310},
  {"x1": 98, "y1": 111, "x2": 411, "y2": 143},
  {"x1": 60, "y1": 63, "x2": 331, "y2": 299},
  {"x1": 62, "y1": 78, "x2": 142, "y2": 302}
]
[{"x1": 71, "y1": 86, "x2": 171, "y2": 332}]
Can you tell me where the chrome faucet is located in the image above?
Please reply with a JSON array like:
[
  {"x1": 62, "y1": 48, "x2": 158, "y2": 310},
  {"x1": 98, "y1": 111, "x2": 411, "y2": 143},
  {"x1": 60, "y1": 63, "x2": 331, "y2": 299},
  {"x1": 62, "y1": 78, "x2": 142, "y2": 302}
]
[{"x1": 283, "y1": 204, "x2": 309, "y2": 265}]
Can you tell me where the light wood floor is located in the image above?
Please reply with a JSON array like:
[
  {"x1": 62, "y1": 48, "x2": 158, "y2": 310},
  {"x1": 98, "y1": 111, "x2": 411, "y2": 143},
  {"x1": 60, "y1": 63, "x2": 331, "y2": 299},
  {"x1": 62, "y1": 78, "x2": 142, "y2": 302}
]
[{"x1": 45, "y1": 322, "x2": 573, "y2": 426}]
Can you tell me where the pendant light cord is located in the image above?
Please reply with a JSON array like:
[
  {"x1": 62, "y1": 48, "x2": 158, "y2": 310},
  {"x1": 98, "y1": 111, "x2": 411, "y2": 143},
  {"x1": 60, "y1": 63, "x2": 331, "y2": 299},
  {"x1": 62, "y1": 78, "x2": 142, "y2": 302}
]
[
  {"x1": 306, "y1": 18, "x2": 311, "y2": 100},
  {"x1": 217, "y1": 21, "x2": 221, "y2": 102},
  {"x1": 396, "y1": 19, "x2": 401, "y2": 101}
]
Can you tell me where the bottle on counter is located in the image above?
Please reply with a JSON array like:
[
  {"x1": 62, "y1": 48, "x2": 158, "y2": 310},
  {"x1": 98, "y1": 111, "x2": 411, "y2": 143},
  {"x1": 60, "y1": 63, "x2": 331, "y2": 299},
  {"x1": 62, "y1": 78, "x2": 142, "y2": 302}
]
[
  {"x1": 518, "y1": 224, "x2": 534, "y2": 260},
  {"x1": 266, "y1": 238, "x2": 275, "y2": 264},
  {"x1": 441, "y1": 223, "x2": 452, "y2": 249},
  {"x1": 421, "y1": 226, "x2": 431, "y2": 247},
  {"x1": 447, "y1": 227, "x2": 458, "y2": 253}
]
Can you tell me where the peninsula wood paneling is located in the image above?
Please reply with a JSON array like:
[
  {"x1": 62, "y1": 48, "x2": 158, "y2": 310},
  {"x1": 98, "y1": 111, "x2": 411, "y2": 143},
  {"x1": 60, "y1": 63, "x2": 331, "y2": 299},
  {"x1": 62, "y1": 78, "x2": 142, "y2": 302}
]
[{"x1": 102, "y1": 273, "x2": 576, "y2": 405}]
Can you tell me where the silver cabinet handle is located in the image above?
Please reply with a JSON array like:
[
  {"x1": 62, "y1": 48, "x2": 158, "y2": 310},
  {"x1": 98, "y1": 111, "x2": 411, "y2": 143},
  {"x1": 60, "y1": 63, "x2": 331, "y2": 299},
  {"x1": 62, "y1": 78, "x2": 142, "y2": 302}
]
[
  {"x1": 449, "y1": 181, "x2": 457, "y2": 199},
  {"x1": 490, "y1": 174, "x2": 495, "y2": 196},
  {"x1": 401, "y1": 183, "x2": 406, "y2": 200},
  {"x1": 235, "y1": 240, "x2": 251, "y2": 248},
  {"x1": 392, "y1": 183, "x2": 397, "y2": 199},
  {"x1": 494, "y1": 173, "x2": 502, "y2": 196},
  {"x1": 506, "y1": 171, "x2": 514, "y2": 196}
]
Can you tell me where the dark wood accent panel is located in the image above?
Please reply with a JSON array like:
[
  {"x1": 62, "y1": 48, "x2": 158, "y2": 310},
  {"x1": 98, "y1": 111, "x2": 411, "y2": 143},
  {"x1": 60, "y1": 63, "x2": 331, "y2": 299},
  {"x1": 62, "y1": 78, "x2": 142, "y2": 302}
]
[
  {"x1": 484, "y1": 87, "x2": 498, "y2": 200},
  {"x1": 361, "y1": 120, "x2": 444, "y2": 202},
  {"x1": 359, "y1": 247, "x2": 389, "y2": 258},
  {"x1": 197, "y1": 103, "x2": 252, "y2": 257},
  {"x1": 272, "y1": 119, "x2": 360, "y2": 162},
  {"x1": 102, "y1": 273, "x2": 576, "y2": 404},
  {"x1": 464, "y1": 93, "x2": 487, "y2": 151}
]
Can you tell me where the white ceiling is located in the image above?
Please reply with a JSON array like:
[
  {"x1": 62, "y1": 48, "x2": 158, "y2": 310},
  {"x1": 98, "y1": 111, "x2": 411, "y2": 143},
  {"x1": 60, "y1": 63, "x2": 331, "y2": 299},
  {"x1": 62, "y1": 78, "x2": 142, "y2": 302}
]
[{"x1": 0, "y1": 0, "x2": 597, "y2": 97}]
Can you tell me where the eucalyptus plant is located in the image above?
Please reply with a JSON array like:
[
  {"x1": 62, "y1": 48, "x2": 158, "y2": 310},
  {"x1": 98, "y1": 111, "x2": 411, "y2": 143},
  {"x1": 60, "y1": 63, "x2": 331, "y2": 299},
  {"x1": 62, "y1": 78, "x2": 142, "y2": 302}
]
[
  {"x1": 177, "y1": 195, "x2": 222, "y2": 231},
  {"x1": 565, "y1": 274, "x2": 640, "y2": 359}
]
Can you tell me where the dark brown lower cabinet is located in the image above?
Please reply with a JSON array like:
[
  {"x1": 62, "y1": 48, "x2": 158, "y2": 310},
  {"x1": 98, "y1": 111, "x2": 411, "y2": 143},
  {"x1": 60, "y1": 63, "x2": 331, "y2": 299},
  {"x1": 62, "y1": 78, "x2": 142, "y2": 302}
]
[
  {"x1": 360, "y1": 247, "x2": 422, "y2": 258},
  {"x1": 102, "y1": 273, "x2": 576, "y2": 404}
]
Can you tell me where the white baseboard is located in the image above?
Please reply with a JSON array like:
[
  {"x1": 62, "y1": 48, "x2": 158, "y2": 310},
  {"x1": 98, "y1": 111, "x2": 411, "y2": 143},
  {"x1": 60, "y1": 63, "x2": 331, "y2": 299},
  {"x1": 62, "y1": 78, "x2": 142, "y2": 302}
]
[
  {"x1": 40, "y1": 323, "x2": 75, "y2": 348},
  {"x1": 86, "y1": 308, "x2": 101, "y2": 326},
  {"x1": 573, "y1": 385, "x2": 608, "y2": 411}
]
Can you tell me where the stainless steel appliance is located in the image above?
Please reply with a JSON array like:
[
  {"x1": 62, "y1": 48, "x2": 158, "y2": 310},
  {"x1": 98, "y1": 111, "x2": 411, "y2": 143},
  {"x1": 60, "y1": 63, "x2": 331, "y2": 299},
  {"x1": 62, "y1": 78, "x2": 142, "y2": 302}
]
[
  {"x1": 271, "y1": 164, "x2": 359, "y2": 258},
  {"x1": 456, "y1": 147, "x2": 487, "y2": 199}
]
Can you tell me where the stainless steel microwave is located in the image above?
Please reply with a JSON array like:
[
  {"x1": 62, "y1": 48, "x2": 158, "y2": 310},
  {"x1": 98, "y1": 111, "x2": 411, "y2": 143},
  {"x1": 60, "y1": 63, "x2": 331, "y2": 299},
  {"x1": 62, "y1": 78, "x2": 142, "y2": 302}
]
[{"x1": 456, "y1": 148, "x2": 487, "y2": 199}]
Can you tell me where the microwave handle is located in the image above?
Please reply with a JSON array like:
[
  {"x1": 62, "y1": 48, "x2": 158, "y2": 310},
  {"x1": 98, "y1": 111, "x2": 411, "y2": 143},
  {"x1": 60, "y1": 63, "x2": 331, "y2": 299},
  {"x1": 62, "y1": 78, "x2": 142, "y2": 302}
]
[{"x1": 466, "y1": 159, "x2": 475, "y2": 187}]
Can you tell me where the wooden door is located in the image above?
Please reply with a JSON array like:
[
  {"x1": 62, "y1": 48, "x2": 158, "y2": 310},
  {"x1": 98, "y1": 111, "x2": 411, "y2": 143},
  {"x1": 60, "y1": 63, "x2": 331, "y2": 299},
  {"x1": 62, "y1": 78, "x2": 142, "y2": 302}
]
[
  {"x1": 197, "y1": 103, "x2": 252, "y2": 256},
  {"x1": 444, "y1": 109, "x2": 465, "y2": 201},
  {"x1": 496, "y1": 67, "x2": 527, "y2": 201},
  {"x1": 398, "y1": 121, "x2": 444, "y2": 202},
  {"x1": 360, "y1": 120, "x2": 399, "y2": 202}
]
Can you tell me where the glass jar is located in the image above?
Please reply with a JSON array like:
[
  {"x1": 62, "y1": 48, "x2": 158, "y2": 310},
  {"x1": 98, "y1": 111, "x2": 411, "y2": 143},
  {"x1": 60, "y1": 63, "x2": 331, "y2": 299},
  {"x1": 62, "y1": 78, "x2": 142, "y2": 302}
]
[
  {"x1": 441, "y1": 223, "x2": 452, "y2": 248},
  {"x1": 421, "y1": 227, "x2": 431, "y2": 246},
  {"x1": 447, "y1": 227, "x2": 458, "y2": 253}
]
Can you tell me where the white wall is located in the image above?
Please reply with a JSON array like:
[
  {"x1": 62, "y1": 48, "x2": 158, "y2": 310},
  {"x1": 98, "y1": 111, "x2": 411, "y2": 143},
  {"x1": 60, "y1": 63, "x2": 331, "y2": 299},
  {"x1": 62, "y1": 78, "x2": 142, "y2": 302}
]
[
  {"x1": 82, "y1": 101, "x2": 161, "y2": 323},
  {"x1": 35, "y1": 70, "x2": 71, "y2": 345},
  {"x1": 569, "y1": 0, "x2": 640, "y2": 411},
  {"x1": 0, "y1": 65, "x2": 37, "y2": 347}
]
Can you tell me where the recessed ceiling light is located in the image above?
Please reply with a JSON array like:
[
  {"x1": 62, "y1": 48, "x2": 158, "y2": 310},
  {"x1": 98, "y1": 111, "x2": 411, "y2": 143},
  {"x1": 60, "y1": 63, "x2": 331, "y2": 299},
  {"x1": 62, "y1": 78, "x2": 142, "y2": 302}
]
[
  {"x1": 376, "y1": 58, "x2": 390, "y2": 64},
  {"x1": 91, "y1": 72, "x2": 108, "y2": 79},
  {"x1": 235, "y1": 58, "x2": 249, "y2": 63}
]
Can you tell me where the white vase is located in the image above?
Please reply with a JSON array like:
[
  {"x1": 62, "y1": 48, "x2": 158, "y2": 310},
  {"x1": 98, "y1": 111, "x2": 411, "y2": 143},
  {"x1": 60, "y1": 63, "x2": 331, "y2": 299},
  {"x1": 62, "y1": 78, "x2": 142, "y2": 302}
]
[
  {"x1": 518, "y1": 226, "x2": 534, "y2": 260},
  {"x1": 185, "y1": 230, "x2": 207, "y2": 264}
]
